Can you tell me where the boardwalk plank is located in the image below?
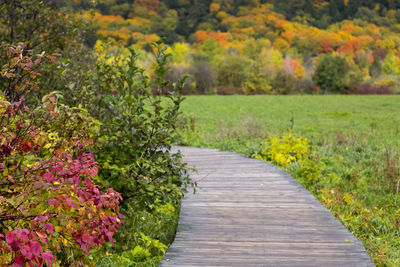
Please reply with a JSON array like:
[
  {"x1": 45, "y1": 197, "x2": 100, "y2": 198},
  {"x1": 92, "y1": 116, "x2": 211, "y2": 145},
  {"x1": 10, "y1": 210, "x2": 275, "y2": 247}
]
[{"x1": 159, "y1": 146, "x2": 374, "y2": 266}]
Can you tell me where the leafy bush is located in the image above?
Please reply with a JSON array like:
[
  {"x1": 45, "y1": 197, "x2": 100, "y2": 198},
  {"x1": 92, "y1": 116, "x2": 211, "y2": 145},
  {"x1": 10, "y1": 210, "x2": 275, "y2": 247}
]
[
  {"x1": 254, "y1": 132, "x2": 310, "y2": 167},
  {"x1": 0, "y1": 42, "x2": 59, "y2": 103},
  {"x1": 0, "y1": 94, "x2": 122, "y2": 266},
  {"x1": 254, "y1": 132, "x2": 322, "y2": 185},
  {"x1": 296, "y1": 78, "x2": 318, "y2": 94},
  {"x1": 372, "y1": 78, "x2": 400, "y2": 94},
  {"x1": 345, "y1": 83, "x2": 393, "y2": 95},
  {"x1": 0, "y1": 0, "x2": 96, "y2": 104},
  {"x1": 216, "y1": 86, "x2": 244, "y2": 95},
  {"x1": 0, "y1": 41, "x2": 123, "y2": 266},
  {"x1": 90, "y1": 42, "x2": 192, "y2": 208},
  {"x1": 2, "y1": 1, "x2": 192, "y2": 264},
  {"x1": 273, "y1": 72, "x2": 296, "y2": 95},
  {"x1": 82, "y1": 42, "x2": 193, "y2": 263},
  {"x1": 286, "y1": 158, "x2": 322, "y2": 186}
]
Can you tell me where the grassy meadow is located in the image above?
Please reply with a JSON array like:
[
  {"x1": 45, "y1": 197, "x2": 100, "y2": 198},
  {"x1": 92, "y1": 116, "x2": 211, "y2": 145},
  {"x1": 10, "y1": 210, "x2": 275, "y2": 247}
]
[{"x1": 177, "y1": 95, "x2": 400, "y2": 266}]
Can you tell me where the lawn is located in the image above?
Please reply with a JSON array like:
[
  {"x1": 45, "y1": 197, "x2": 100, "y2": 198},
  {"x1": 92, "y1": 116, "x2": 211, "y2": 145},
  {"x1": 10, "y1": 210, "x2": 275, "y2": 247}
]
[{"x1": 177, "y1": 95, "x2": 400, "y2": 266}]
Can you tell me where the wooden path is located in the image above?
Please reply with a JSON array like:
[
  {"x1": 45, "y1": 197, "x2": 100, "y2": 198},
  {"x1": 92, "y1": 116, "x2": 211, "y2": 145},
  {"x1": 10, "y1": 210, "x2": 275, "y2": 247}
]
[{"x1": 159, "y1": 146, "x2": 374, "y2": 266}]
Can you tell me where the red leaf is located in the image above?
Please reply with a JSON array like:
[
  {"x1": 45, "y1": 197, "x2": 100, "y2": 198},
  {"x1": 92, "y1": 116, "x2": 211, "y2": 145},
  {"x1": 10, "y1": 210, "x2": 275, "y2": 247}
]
[
  {"x1": 81, "y1": 233, "x2": 90, "y2": 243},
  {"x1": 30, "y1": 241, "x2": 41, "y2": 256},
  {"x1": 43, "y1": 173, "x2": 55, "y2": 182},
  {"x1": 42, "y1": 252, "x2": 55, "y2": 266},
  {"x1": 73, "y1": 175, "x2": 81, "y2": 185},
  {"x1": 89, "y1": 166, "x2": 98, "y2": 177},
  {"x1": 42, "y1": 223, "x2": 54, "y2": 234},
  {"x1": 85, "y1": 178, "x2": 93, "y2": 186},
  {"x1": 6, "y1": 232, "x2": 21, "y2": 251},
  {"x1": 11, "y1": 256, "x2": 26, "y2": 267},
  {"x1": 36, "y1": 232, "x2": 48, "y2": 244},
  {"x1": 37, "y1": 214, "x2": 49, "y2": 222},
  {"x1": 21, "y1": 245, "x2": 33, "y2": 260},
  {"x1": 29, "y1": 257, "x2": 43, "y2": 267},
  {"x1": 11, "y1": 96, "x2": 25, "y2": 108},
  {"x1": 65, "y1": 198, "x2": 78, "y2": 209},
  {"x1": 6, "y1": 107, "x2": 15, "y2": 115},
  {"x1": 48, "y1": 198, "x2": 61, "y2": 208}
]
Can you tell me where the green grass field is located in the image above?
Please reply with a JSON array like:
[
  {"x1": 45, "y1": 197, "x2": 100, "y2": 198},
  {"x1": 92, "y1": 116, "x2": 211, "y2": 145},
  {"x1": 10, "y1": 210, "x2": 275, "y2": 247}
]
[{"x1": 177, "y1": 95, "x2": 400, "y2": 266}]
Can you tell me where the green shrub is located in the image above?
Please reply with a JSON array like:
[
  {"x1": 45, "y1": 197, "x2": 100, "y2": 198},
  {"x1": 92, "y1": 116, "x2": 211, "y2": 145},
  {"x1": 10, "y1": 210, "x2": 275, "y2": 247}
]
[
  {"x1": 89, "y1": 42, "x2": 193, "y2": 208},
  {"x1": 84, "y1": 42, "x2": 193, "y2": 263}
]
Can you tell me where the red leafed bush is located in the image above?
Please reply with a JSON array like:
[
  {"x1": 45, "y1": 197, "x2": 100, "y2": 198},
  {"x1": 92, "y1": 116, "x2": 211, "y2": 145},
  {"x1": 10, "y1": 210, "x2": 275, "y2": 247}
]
[
  {"x1": 344, "y1": 83, "x2": 393, "y2": 95},
  {"x1": 0, "y1": 94, "x2": 123, "y2": 266},
  {"x1": 0, "y1": 42, "x2": 59, "y2": 102},
  {"x1": 216, "y1": 86, "x2": 244, "y2": 95}
]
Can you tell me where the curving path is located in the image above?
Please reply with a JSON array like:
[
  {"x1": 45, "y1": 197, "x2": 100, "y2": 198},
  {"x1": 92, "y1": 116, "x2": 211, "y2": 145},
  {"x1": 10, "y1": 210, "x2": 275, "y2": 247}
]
[{"x1": 159, "y1": 146, "x2": 374, "y2": 267}]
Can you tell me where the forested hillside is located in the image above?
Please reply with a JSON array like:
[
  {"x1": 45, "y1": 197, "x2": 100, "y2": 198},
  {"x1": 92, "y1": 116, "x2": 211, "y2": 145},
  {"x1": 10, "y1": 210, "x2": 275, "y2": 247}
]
[
  {"x1": 63, "y1": 0, "x2": 400, "y2": 34},
  {"x1": 57, "y1": 0, "x2": 400, "y2": 94}
]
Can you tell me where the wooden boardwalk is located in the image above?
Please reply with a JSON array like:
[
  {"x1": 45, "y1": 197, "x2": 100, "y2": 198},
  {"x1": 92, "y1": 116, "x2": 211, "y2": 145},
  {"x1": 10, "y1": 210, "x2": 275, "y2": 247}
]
[{"x1": 159, "y1": 146, "x2": 374, "y2": 267}]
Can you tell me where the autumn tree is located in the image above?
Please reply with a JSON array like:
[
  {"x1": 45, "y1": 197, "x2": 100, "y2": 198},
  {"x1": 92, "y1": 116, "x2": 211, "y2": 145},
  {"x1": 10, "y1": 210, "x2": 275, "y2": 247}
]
[{"x1": 134, "y1": 0, "x2": 161, "y2": 12}]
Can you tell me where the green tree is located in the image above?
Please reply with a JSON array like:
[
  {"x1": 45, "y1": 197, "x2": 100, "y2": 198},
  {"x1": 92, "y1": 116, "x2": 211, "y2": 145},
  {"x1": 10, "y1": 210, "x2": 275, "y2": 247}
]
[
  {"x1": 215, "y1": 52, "x2": 252, "y2": 88},
  {"x1": 312, "y1": 54, "x2": 350, "y2": 93},
  {"x1": 370, "y1": 55, "x2": 383, "y2": 77},
  {"x1": 383, "y1": 53, "x2": 400, "y2": 75},
  {"x1": 201, "y1": 38, "x2": 223, "y2": 60}
]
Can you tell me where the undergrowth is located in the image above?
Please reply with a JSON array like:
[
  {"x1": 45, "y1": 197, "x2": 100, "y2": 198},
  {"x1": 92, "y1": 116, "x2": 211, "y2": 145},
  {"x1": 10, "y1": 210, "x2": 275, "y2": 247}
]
[{"x1": 94, "y1": 199, "x2": 180, "y2": 266}]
